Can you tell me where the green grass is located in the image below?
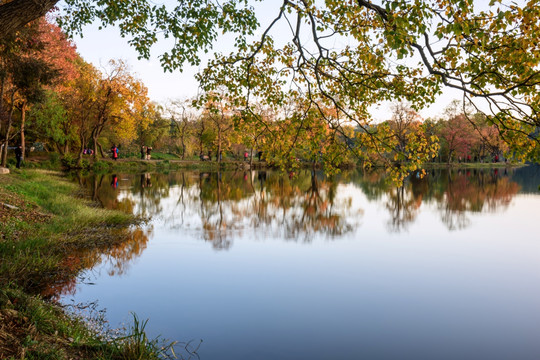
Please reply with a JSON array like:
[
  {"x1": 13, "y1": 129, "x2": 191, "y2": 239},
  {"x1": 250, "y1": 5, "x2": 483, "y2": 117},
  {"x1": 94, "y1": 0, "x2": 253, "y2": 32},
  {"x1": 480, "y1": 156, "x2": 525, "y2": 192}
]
[
  {"x1": 148, "y1": 152, "x2": 180, "y2": 160},
  {"x1": 0, "y1": 169, "x2": 173, "y2": 359},
  {"x1": 0, "y1": 288, "x2": 176, "y2": 359}
]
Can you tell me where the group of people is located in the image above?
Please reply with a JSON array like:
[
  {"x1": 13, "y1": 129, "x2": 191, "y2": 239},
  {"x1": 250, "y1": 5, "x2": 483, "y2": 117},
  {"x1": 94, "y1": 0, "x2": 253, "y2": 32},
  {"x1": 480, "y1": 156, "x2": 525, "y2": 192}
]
[
  {"x1": 199, "y1": 150, "x2": 264, "y2": 162},
  {"x1": 458, "y1": 154, "x2": 502, "y2": 163},
  {"x1": 108, "y1": 144, "x2": 153, "y2": 160},
  {"x1": 200, "y1": 150, "x2": 223, "y2": 161},
  {"x1": 140, "y1": 145, "x2": 153, "y2": 160},
  {"x1": 244, "y1": 151, "x2": 263, "y2": 161},
  {"x1": 111, "y1": 144, "x2": 152, "y2": 160}
]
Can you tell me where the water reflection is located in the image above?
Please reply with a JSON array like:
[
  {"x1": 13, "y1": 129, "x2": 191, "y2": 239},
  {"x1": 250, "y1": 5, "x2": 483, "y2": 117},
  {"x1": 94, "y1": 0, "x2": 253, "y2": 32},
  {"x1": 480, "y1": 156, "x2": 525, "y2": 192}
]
[
  {"x1": 356, "y1": 168, "x2": 522, "y2": 232},
  {"x1": 385, "y1": 185, "x2": 422, "y2": 232},
  {"x1": 58, "y1": 166, "x2": 540, "y2": 360},
  {"x1": 436, "y1": 170, "x2": 518, "y2": 230},
  {"x1": 64, "y1": 166, "x2": 532, "y2": 288},
  {"x1": 192, "y1": 170, "x2": 358, "y2": 248},
  {"x1": 77, "y1": 168, "x2": 529, "y2": 237},
  {"x1": 42, "y1": 226, "x2": 152, "y2": 299}
]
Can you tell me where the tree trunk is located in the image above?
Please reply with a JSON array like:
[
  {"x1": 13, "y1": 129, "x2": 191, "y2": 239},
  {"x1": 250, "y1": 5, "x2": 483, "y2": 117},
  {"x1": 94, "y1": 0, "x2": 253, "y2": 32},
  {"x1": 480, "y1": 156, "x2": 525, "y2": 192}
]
[
  {"x1": 0, "y1": 0, "x2": 59, "y2": 35},
  {"x1": 97, "y1": 141, "x2": 106, "y2": 158},
  {"x1": 198, "y1": 135, "x2": 204, "y2": 156},
  {"x1": 217, "y1": 142, "x2": 222, "y2": 164},
  {"x1": 1, "y1": 94, "x2": 15, "y2": 167},
  {"x1": 179, "y1": 122, "x2": 187, "y2": 160},
  {"x1": 92, "y1": 129, "x2": 99, "y2": 160},
  {"x1": 76, "y1": 133, "x2": 86, "y2": 167},
  {"x1": 20, "y1": 101, "x2": 26, "y2": 160},
  {"x1": 55, "y1": 142, "x2": 64, "y2": 155},
  {"x1": 0, "y1": 74, "x2": 5, "y2": 135},
  {"x1": 76, "y1": 147, "x2": 84, "y2": 166}
]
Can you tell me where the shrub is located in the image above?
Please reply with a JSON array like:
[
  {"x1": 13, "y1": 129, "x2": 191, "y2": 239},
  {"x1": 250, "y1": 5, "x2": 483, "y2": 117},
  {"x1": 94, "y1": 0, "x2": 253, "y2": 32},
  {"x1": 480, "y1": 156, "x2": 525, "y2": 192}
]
[
  {"x1": 92, "y1": 161, "x2": 110, "y2": 172},
  {"x1": 61, "y1": 154, "x2": 77, "y2": 169}
]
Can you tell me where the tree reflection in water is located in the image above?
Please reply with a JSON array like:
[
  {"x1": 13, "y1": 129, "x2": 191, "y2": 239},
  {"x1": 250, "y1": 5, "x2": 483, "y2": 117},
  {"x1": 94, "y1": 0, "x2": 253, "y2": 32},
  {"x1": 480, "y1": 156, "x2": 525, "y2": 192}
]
[
  {"x1": 62, "y1": 167, "x2": 524, "y2": 290},
  {"x1": 385, "y1": 185, "x2": 422, "y2": 233},
  {"x1": 358, "y1": 168, "x2": 520, "y2": 232},
  {"x1": 435, "y1": 169, "x2": 519, "y2": 230},
  {"x1": 190, "y1": 170, "x2": 359, "y2": 248},
  {"x1": 42, "y1": 225, "x2": 152, "y2": 299}
]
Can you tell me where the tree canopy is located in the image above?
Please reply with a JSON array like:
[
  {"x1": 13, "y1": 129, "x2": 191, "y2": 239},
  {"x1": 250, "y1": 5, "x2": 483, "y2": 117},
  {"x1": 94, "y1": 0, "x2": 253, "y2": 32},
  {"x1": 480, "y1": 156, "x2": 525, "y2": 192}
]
[{"x1": 1, "y1": 0, "x2": 539, "y2": 175}]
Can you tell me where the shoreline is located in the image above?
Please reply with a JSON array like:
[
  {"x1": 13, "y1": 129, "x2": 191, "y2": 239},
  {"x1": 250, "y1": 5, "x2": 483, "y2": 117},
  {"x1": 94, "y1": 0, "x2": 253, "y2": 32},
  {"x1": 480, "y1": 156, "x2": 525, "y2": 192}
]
[
  {"x1": 0, "y1": 169, "x2": 172, "y2": 359},
  {"x1": 5, "y1": 151, "x2": 527, "y2": 174}
]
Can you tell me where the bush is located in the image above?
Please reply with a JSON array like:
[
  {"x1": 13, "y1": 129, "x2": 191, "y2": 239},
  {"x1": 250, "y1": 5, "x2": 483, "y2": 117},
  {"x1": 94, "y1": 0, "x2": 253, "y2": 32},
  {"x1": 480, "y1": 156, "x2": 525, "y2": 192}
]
[
  {"x1": 79, "y1": 158, "x2": 90, "y2": 169},
  {"x1": 92, "y1": 161, "x2": 110, "y2": 172},
  {"x1": 61, "y1": 154, "x2": 78, "y2": 169},
  {"x1": 49, "y1": 152, "x2": 61, "y2": 166}
]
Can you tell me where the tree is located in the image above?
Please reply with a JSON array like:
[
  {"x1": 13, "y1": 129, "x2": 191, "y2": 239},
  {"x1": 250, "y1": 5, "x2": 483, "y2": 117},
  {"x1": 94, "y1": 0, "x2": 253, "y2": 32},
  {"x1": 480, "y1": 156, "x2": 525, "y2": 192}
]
[
  {"x1": 193, "y1": 112, "x2": 213, "y2": 158},
  {"x1": 2, "y1": 0, "x2": 539, "y2": 173},
  {"x1": 166, "y1": 99, "x2": 197, "y2": 159},
  {"x1": 1, "y1": 47, "x2": 58, "y2": 166},
  {"x1": 387, "y1": 102, "x2": 422, "y2": 153},
  {"x1": 14, "y1": 19, "x2": 79, "y2": 158},
  {"x1": 0, "y1": 22, "x2": 39, "y2": 166},
  {"x1": 60, "y1": 58, "x2": 101, "y2": 165},
  {"x1": 29, "y1": 90, "x2": 74, "y2": 154},
  {"x1": 472, "y1": 113, "x2": 509, "y2": 161},
  {"x1": 135, "y1": 104, "x2": 168, "y2": 154},
  {"x1": 86, "y1": 60, "x2": 152, "y2": 159},
  {"x1": 196, "y1": 0, "x2": 540, "y2": 172},
  {"x1": 232, "y1": 101, "x2": 274, "y2": 165},
  {"x1": 439, "y1": 114, "x2": 476, "y2": 163},
  {"x1": 199, "y1": 92, "x2": 236, "y2": 164},
  {"x1": 0, "y1": 18, "x2": 77, "y2": 165}
]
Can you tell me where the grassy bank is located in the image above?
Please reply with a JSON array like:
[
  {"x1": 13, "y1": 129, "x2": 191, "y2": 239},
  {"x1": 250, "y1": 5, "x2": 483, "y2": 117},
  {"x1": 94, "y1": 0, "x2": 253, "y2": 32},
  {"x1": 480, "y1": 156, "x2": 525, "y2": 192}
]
[
  {"x1": 90, "y1": 158, "x2": 252, "y2": 173},
  {"x1": 19, "y1": 151, "x2": 263, "y2": 173},
  {"x1": 0, "y1": 169, "x2": 173, "y2": 359}
]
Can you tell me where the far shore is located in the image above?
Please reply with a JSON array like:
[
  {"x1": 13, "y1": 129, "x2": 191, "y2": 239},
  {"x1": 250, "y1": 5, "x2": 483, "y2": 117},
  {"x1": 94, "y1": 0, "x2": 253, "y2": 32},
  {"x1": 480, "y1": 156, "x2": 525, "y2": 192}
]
[{"x1": 1, "y1": 151, "x2": 529, "y2": 175}]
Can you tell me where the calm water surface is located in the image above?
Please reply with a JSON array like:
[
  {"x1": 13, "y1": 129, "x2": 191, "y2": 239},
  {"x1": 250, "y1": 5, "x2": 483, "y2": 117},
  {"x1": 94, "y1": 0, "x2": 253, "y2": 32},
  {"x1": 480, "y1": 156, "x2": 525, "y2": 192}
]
[{"x1": 59, "y1": 166, "x2": 540, "y2": 360}]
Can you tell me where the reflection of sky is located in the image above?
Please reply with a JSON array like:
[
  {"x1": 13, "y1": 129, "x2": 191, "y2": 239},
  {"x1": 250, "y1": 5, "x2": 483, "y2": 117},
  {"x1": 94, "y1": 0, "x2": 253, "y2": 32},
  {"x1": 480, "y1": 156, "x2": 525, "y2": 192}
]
[{"x1": 65, "y1": 171, "x2": 540, "y2": 360}]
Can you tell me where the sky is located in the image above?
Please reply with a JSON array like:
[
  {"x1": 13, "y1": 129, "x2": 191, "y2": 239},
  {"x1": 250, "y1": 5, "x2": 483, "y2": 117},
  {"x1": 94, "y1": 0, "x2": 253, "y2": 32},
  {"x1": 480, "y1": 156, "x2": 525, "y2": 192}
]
[{"x1": 68, "y1": 1, "x2": 463, "y2": 122}]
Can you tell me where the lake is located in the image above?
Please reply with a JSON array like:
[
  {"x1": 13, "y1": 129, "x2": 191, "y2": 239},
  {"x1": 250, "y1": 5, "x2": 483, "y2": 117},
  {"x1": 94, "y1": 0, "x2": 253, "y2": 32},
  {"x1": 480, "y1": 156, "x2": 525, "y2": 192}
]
[{"x1": 58, "y1": 166, "x2": 540, "y2": 360}]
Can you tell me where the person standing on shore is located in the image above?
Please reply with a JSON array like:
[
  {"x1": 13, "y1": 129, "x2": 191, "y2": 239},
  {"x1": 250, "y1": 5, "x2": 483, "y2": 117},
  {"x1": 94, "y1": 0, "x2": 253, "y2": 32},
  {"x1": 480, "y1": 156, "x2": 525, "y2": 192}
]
[
  {"x1": 146, "y1": 146, "x2": 152, "y2": 160},
  {"x1": 111, "y1": 145, "x2": 118, "y2": 161},
  {"x1": 141, "y1": 145, "x2": 146, "y2": 160},
  {"x1": 15, "y1": 145, "x2": 22, "y2": 169}
]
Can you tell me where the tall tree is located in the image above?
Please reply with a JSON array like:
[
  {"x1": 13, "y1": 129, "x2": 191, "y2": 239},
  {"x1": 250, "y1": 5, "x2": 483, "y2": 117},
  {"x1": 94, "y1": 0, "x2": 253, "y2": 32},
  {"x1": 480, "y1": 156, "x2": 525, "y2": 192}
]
[
  {"x1": 1, "y1": 39, "x2": 58, "y2": 165},
  {"x1": 387, "y1": 102, "x2": 422, "y2": 153},
  {"x1": 87, "y1": 60, "x2": 152, "y2": 159},
  {"x1": 167, "y1": 99, "x2": 197, "y2": 160},
  {"x1": 200, "y1": 92, "x2": 235, "y2": 164}
]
